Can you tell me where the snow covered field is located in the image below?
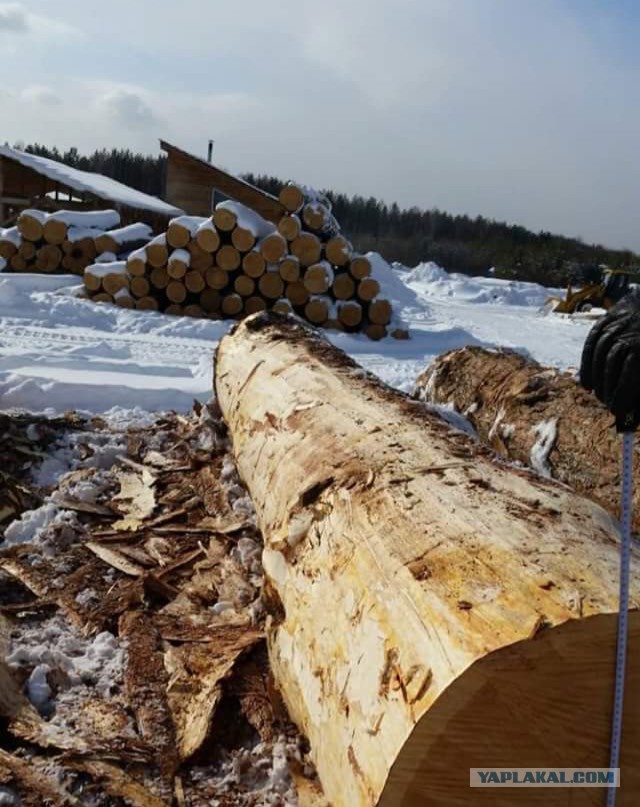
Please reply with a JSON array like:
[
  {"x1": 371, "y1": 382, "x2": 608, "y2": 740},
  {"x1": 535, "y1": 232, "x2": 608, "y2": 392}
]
[{"x1": 0, "y1": 264, "x2": 591, "y2": 415}]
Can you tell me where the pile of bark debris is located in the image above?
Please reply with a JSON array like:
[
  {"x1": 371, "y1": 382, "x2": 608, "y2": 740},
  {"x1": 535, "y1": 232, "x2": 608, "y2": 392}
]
[{"x1": 0, "y1": 405, "x2": 324, "y2": 806}]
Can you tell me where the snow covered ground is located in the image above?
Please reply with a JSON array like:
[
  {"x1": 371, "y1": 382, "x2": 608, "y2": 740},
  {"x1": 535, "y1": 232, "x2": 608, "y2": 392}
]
[{"x1": 0, "y1": 264, "x2": 592, "y2": 415}]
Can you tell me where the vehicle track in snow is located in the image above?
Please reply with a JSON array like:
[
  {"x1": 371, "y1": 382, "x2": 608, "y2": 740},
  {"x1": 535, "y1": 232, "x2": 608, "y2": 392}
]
[{"x1": 0, "y1": 323, "x2": 219, "y2": 358}]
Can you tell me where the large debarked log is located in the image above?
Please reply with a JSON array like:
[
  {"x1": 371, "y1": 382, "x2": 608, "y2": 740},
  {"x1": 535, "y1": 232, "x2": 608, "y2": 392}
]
[
  {"x1": 215, "y1": 315, "x2": 640, "y2": 807},
  {"x1": 413, "y1": 346, "x2": 640, "y2": 534}
]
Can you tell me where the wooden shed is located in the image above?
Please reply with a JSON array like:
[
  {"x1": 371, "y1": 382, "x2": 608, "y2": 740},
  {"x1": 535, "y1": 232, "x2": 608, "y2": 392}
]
[
  {"x1": 0, "y1": 145, "x2": 183, "y2": 230},
  {"x1": 161, "y1": 140, "x2": 285, "y2": 224}
]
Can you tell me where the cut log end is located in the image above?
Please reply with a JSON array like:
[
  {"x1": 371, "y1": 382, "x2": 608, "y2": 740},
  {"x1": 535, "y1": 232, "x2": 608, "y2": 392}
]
[
  {"x1": 213, "y1": 208, "x2": 237, "y2": 232},
  {"x1": 167, "y1": 223, "x2": 192, "y2": 250},
  {"x1": 43, "y1": 219, "x2": 67, "y2": 245},
  {"x1": 234, "y1": 274, "x2": 256, "y2": 297},
  {"x1": 259, "y1": 271, "x2": 285, "y2": 301},
  {"x1": 277, "y1": 215, "x2": 302, "y2": 242},
  {"x1": 286, "y1": 281, "x2": 310, "y2": 307},
  {"x1": 244, "y1": 296, "x2": 268, "y2": 315},
  {"x1": 279, "y1": 257, "x2": 301, "y2": 283},
  {"x1": 259, "y1": 233, "x2": 287, "y2": 265},
  {"x1": 368, "y1": 298, "x2": 392, "y2": 325},
  {"x1": 231, "y1": 227, "x2": 256, "y2": 253},
  {"x1": 127, "y1": 256, "x2": 147, "y2": 277},
  {"x1": 18, "y1": 212, "x2": 45, "y2": 242},
  {"x1": 196, "y1": 225, "x2": 221, "y2": 254},
  {"x1": 326, "y1": 236, "x2": 352, "y2": 267},
  {"x1": 150, "y1": 267, "x2": 169, "y2": 290},
  {"x1": 358, "y1": 278, "x2": 380, "y2": 302},
  {"x1": 279, "y1": 183, "x2": 305, "y2": 213},
  {"x1": 216, "y1": 245, "x2": 241, "y2": 272},
  {"x1": 290, "y1": 233, "x2": 322, "y2": 268},
  {"x1": 185, "y1": 270, "x2": 206, "y2": 294},
  {"x1": 136, "y1": 296, "x2": 160, "y2": 311},
  {"x1": 243, "y1": 251, "x2": 267, "y2": 279},
  {"x1": 350, "y1": 256, "x2": 372, "y2": 280},
  {"x1": 221, "y1": 293, "x2": 243, "y2": 316},
  {"x1": 146, "y1": 243, "x2": 169, "y2": 269},
  {"x1": 332, "y1": 273, "x2": 356, "y2": 301},
  {"x1": 130, "y1": 276, "x2": 151, "y2": 299},
  {"x1": 304, "y1": 298, "x2": 329, "y2": 324},
  {"x1": 338, "y1": 301, "x2": 363, "y2": 328},
  {"x1": 166, "y1": 280, "x2": 187, "y2": 304},
  {"x1": 206, "y1": 267, "x2": 229, "y2": 291},
  {"x1": 303, "y1": 263, "x2": 333, "y2": 295}
]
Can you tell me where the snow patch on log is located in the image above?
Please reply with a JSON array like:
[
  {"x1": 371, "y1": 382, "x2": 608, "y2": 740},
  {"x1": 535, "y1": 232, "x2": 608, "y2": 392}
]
[
  {"x1": 84, "y1": 261, "x2": 128, "y2": 279},
  {"x1": 47, "y1": 209, "x2": 121, "y2": 230},
  {"x1": 0, "y1": 227, "x2": 21, "y2": 247},
  {"x1": 216, "y1": 200, "x2": 276, "y2": 238},
  {"x1": 168, "y1": 215, "x2": 207, "y2": 235},
  {"x1": 95, "y1": 251, "x2": 118, "y2": 263},
  {"x1": 66, "y1": 226, "x2": 101, "y2": 243},
  {"x1": 99, "y1": 222, "x2": 153, "y2": 246}
]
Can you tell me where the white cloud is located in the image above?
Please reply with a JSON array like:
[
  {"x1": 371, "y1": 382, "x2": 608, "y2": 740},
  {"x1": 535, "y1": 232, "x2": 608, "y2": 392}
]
[
  {"x1": 0, "y1": 2, "x2": 28, "y2": 31},
  {"x1": 22, "y1": 85, "x2": 62, "y2": 106},
  {"x1": 0, "y1": 2, "x2": 80, "y2": 43},
  {"x1": 101, "y1": 89, "x2": 158, "y2": 129}
]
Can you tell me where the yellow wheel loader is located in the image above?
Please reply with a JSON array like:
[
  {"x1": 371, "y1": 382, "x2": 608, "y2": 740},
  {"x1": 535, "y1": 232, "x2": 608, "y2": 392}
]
[{"x1": 547, "y1": 269, "x2": 633, "y2": 314}]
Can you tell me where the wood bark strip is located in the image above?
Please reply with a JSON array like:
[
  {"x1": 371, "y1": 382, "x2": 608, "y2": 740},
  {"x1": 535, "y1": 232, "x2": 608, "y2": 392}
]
[
  {"x1": 119, "y1": 611, "x2": 179, "y2": 785},
  {"x1": 0, "y1": 749, "x2": 75, "y2": 807},
  {"x1": 164, "y1": 626, "x2": 263, "y2": 760},
  {"x1": 215, "y1": 314, "x2": 640, "y2": 807},
  {"x1": 414, "y1": 345, "x2": 640, "y2": 533}
]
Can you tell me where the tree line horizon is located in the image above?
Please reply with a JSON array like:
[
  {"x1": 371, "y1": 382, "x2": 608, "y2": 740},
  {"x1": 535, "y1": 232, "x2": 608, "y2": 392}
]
[{"x1": 21, "y1": 143, "x2": 639, "y2": 286}]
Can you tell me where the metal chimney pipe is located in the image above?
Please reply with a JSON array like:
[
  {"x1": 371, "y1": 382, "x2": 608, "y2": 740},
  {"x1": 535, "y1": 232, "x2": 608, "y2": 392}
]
[{"x1": 207, "y1": 140, "x2": 214, "y2": 163}]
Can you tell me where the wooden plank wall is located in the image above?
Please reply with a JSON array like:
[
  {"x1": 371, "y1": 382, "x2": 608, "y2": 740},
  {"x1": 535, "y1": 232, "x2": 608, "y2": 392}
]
[{"x1": 163, "y1": 144, "x2": 285, "y2": 223}]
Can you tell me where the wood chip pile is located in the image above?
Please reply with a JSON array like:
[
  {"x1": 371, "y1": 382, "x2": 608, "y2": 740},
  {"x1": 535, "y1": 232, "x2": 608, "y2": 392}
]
[
  {"x1": 0, "y1": 209, "x2": 152, "y2": 276},
  {"x1": 81, "y1": 185, "x2": 409, "y2": 340},
  {"x1": 0, "y1": 405, "x2": 325, "y2": 806}
]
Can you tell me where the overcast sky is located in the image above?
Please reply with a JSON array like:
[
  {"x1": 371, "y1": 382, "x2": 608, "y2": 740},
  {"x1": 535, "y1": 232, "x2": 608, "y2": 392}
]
[{"x1": 1, "y1": 0, "x2": 639, "y2": 250}]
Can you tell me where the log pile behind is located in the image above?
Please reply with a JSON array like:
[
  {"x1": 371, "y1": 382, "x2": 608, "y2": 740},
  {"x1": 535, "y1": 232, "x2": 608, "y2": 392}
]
[
  {"x1": 413, "y1": 345, "x2": 640, "y2": 533},
  {"x1": 81, "y1": 194, "x2": 409, "y2": 339},
  {"x1": 0, "y1": 210, "x2": 152, "y2": 276}
]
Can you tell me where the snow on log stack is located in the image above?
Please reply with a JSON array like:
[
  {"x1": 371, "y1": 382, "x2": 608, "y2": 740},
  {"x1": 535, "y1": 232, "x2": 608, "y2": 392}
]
[
  {"x1": 80, "y1": 189, "x2": 409, "y2": 339},
  {"x1": 0, "y1": 209, "x2": 152, "y2": 276}
]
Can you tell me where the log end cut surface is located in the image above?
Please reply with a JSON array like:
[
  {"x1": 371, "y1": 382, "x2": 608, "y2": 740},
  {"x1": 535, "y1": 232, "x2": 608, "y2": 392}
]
[{"x1": 380, "y1": 613, "x2": 640, "y2": 806}]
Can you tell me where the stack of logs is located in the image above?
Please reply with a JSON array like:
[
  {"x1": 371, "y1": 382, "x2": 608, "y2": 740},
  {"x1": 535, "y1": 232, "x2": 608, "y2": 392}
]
[
  {"x1": 0, "y1": 209, "x2": 152, "y2": 276},
  {"x1": 82, "y1": 189, "x2": 408, "y2": 340}
]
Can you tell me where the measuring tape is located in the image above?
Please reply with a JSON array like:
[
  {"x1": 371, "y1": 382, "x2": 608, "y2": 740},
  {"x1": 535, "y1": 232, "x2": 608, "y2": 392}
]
[{"x1": 606, "y1": 431, "x2": 634, "y2": 807}]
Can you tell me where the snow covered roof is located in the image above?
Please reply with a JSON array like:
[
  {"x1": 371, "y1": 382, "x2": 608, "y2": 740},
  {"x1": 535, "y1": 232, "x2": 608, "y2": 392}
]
[{"x1": 0, "y1": 145, "x2": 183, "y2": 218}]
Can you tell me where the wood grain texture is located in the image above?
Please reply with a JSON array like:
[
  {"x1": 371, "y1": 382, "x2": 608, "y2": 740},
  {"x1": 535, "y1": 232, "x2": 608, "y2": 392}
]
[{"x1": 216, "y1": 314, "x2": 640, "y2": 807}]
